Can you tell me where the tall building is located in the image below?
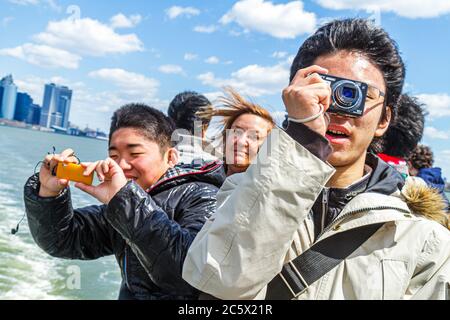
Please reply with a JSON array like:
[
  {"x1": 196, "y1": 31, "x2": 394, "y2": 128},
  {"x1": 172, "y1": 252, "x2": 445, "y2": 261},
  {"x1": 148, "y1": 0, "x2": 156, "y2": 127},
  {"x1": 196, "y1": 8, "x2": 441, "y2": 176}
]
[
  {"x1": 0, "y1": 74, "x2": 18, "y2": 120},
  {"x1": 14, "y1": 92, "x2": 33, "y2": 122},
  {"x1": 40, "y1": 83, "x2": 72, "y2": 129},
  {"x1": 26, "y1": 104, "x2": 41, "y2": 125}
]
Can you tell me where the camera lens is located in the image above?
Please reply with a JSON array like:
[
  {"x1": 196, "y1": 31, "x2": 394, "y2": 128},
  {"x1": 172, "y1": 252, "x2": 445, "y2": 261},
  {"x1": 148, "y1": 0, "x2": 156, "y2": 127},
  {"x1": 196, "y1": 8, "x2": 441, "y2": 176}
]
[
  {"x1": 333, "y1": 81, "x2": 362, "y2": 109},
  {"x1": 342, "y1": 87, "x2": 356, "y2": 99}
]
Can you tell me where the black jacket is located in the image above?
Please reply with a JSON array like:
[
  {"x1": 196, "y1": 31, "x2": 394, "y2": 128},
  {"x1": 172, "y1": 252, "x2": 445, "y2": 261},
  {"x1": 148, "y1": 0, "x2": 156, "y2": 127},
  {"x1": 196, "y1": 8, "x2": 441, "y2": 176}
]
[{"x1": 24, "y1": 161, "x2": 226, "y2": 300}]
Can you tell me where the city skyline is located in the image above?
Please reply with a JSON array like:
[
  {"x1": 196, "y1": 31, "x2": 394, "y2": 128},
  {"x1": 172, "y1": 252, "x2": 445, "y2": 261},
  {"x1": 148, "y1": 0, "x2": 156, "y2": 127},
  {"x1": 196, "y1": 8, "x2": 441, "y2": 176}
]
[
  {"x1": 1, "y1": 0, "x2": 449, "y2": 176},
  {"x1": 0, "y1": 73, "x2": 104, "y2": 132}
]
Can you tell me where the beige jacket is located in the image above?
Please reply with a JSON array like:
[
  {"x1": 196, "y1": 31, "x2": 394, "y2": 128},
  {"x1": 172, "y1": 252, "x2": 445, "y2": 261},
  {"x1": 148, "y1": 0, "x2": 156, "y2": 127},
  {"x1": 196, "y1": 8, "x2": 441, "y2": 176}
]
[{"x1": 182, "y1": 128, "x2": 450, "y2": 300}]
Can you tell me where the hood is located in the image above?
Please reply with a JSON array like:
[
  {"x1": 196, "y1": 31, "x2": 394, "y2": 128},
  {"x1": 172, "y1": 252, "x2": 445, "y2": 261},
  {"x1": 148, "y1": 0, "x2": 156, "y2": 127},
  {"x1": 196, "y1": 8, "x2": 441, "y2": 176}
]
[
  {"x1": 400, "y1": 177, "x2": 449, "y2": 229},
  {"x1": 175, "y1": 134, "x2": 218, "y2": 164},
  {"x1": 366, "y1": 154, "x2": 448, "y2": 229},
  {"x1": 417, "y1": 167, "x2": 446, "y2": 191},
  {"x1": 147, "y1": 160, "x2": 226, "y2": 194},
  {"x1": 365, "y1": 153, "x2": 405, "y2": 195}
]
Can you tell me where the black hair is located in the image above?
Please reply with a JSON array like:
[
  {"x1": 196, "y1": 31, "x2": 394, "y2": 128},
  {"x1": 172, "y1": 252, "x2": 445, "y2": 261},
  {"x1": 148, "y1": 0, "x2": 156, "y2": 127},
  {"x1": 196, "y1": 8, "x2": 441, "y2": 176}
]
[
  {"x1": 409, "y1": 144, "x2": 434, "y2": 170},
  {"x1": 168, "y1": 91, "x2": 212, "y2": 134},
  {"x1": 290, "y1": 18, "x2": 405, "y2": 120},
  {"x1": 380, "y1": 94, "x2": 426, "y2": 158},
  {"x1": 109, "y1": 103, "x2": 175, "y2": 152}
]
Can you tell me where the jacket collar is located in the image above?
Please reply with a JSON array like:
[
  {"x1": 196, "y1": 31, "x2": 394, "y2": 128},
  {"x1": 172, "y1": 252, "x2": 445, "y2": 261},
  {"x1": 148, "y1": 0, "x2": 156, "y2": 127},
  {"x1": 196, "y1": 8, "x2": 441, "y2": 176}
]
[
  {"x1": 317, "y1": 154, "x2": 412, "y2": 240},
  {"x1": 318, "y1": 192, "x2": 412, "y2": 241},
  {"x1": 324, "y1": 153, "x2": 405, "y2": 219},
  {"x1": 147, "y1": 160, "x2": 226, "y2": 194},
  {"x1": 365, "y1": 153, "x2": 405, "y2": 195}
]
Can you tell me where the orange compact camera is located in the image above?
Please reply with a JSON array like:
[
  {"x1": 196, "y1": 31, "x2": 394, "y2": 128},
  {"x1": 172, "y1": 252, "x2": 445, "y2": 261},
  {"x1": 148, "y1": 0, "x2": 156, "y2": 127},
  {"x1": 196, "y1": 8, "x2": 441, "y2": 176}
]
[{"x1": 55, "y1": 162, "x2": 94, "y2": 185}]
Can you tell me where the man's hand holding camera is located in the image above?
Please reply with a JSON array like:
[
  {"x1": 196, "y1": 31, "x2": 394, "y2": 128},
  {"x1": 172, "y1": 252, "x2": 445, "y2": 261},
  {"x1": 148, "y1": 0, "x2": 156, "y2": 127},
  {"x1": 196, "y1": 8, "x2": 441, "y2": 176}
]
[
  {"x1": 39, "y1": 148, "x2": 128, "y2": 204},
  {"x1": 75, "y1": 158, "x2": 128, "y2": 204},
  {"x1": 282, "y1": 65, "x2": 331, "y2": 136},
  {"x1": 39, "y1": 148, "x2": 78, "y2": 198}
]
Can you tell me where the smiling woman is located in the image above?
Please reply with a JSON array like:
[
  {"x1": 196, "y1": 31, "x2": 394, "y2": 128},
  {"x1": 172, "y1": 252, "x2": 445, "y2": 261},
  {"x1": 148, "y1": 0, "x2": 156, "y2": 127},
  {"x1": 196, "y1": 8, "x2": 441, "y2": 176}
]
[{"x1": 197, "y1": 88, "x2": 275, "y2": 176}]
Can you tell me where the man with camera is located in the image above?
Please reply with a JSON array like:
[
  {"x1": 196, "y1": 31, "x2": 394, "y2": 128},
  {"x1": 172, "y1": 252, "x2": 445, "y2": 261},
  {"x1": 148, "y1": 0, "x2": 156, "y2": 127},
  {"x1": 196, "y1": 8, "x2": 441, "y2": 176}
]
[
  {"x1": 24, "y1": 103, "x2": 225, "y2": 300},
  {"x1": 182, "y1": 18, "x2": 449, "y2": 300}
]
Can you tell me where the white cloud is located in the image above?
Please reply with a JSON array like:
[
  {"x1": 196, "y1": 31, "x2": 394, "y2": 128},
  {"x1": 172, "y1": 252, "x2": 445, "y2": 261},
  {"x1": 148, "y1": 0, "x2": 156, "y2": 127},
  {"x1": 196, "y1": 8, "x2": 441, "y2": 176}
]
[
  {"x1": 0, "y1": 43, "x2": 81, "y2": 69},
  {"x1": 2, "y1": 17, "x2": 14, "y2": 27},
  {"x1": 149, "y1": 48, "x2": 162, "y2": 59},
  {"x1": 424, "y1": 127, "x2": 449, "y2": 140},
  {"x1": 194, "y1": 25, "x2": 218, "y2": 33},
  {"x1": 417, "y1": 93, "x2": 450, "y2": 118},
  {"x1": 441, "y1": 150, "x2": 450, "y2": 162},
  {"x1": 198, "y1": 61, "x2": 289, "y2": 97},
  {"x1": 205, "y1": 56, "x2": 220, "y2": 64},
  {"x1": 158, "y1": 64, "x2": 185, "y2": 75},
  {"x1": 166, "y1": 6, "x2": 200, "y2": 19},
  {"x1": 184, "y1": 53, "x2": 198, "y2": 61},
  {"x1": 317, "y1": 0, "x2": 450, "y2": 18},
  {"x1": 220, "y1": 0, "x2": 317, "y2": 39},
  {"x1": 34, "y1": 17, "x2": 144, "y2": 56},
  {"x1": 8, "y1": 0, "x2": 61, "y2": 11},
  {"x1": 8, "y1": 0, "x2": 39, "y2": 4},
  {"x1": 88, "y1": 68, "x2": 159, "y2": 101},
  {"x1": 110, "y1": 13, "x2": 142, "y2": 29},
  {"x1": 203, "y1": 91, "x2": 224, "y2": 103},
  {"x1": 272, "y1": 51, "x2": 288, "y2": 59}
]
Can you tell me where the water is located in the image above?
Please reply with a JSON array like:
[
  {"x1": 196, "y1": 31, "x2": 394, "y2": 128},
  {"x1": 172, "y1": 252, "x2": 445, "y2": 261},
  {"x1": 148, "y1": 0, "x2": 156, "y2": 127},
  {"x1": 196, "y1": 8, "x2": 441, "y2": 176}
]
[{"x1": 0, "y1": 126, "x2": 121, "y2": 300}]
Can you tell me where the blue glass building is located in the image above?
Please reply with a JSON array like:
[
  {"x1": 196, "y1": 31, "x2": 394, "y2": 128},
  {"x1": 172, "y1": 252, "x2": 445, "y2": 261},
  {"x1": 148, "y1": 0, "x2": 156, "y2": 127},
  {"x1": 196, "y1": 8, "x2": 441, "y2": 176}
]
[
  {"x1": 40, "y1": 83, "x2": 72, "y2": 129},
  {"x1": 14, "y1": 92, "x2": 33, "y2": 122},
  {"x1": 0, "y1": 75, "x2": 18, "y2": 120},
  {"x1": 26, "y1": 104, "x2": 41, "y2": 125}
]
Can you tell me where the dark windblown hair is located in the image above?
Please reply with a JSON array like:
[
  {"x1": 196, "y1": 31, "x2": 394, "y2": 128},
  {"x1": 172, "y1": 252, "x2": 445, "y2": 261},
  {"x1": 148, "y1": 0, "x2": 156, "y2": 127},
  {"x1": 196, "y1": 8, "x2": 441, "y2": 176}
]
[
  {"x1": 109, "y1": 103, "x2": 175, "y2": 152},
  {"x1": 409, "y1": 144, "x2": 434, "y2": 170},
  {"x1": 290, "y1": 18, "x2": 405, "y2": 121},
  {"x1": 380, "y1": 94, "x2": 426, "y2": 158},
  {"x1": 168, "y1": 91, "x2": 212, "y2": 134}
]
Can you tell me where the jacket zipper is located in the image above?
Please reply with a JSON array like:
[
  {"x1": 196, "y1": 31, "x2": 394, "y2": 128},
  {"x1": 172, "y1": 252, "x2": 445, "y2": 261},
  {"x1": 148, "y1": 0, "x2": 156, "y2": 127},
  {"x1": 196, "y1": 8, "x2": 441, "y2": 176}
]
[
  {"x1": 123, "y1": 247, "x2": 129, "y2": 289},
  {"x1": 344, "y1": 187, "x2": 366, "y2": 201},
  {"x1": 321, "y1": 188, "x2": 329, "y2": 234},
  {"x1": 316, "y1": 205, "x2": 410, "y2": 241}
]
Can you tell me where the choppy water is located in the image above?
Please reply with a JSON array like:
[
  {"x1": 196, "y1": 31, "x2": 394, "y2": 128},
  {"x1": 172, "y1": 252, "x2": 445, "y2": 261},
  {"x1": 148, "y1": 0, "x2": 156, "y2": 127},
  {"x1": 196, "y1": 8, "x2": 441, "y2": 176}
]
[{"x1": 0, "y1": 125, "x2": 121, "y2": 300}]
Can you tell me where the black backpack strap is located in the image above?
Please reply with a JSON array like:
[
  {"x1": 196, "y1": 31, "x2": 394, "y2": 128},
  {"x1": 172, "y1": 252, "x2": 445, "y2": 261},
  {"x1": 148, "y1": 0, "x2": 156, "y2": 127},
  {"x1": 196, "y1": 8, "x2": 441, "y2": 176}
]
[{"x1": 265, "y1": 223, "x2": 384, "y2": 300}]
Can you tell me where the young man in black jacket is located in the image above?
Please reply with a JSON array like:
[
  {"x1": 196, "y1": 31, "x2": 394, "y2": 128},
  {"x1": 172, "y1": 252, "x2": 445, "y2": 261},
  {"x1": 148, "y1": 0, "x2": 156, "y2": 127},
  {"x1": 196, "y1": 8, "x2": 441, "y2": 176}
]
[{"x1": 24, "y1": 103, "x2": 225, "y2": 300}]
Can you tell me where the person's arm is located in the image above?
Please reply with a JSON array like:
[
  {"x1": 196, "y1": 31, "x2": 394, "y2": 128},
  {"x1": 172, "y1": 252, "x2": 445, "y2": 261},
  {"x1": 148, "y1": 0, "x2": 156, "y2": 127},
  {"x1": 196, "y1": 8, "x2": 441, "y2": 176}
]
[
  {"x1": 24, "y1": 174, "x2": 116, "y2": 260},
  {"x1": 105, "y1": 181, "x2": 219, "y2": 295},
  {"x1": 182, "y1": 125, "x2": 335, "y2": 299}
]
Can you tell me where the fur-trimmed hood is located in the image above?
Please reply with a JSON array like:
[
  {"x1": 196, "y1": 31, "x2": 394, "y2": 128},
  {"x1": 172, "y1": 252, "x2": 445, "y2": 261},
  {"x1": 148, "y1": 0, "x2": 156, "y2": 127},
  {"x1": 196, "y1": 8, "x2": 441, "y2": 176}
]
[
  {"x1": 401, "y1": 177, "x2": 449, "y2": 229},
  {"x1": 367, "y1": 154, "x2": 449, "y2": 229}
]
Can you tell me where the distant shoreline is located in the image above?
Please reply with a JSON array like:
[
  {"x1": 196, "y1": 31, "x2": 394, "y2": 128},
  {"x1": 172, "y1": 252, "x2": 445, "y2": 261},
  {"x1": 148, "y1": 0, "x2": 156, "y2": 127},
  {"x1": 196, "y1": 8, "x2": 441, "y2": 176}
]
[{"x1": 0, "y1": 119, "x2": 108, "y2": 142}]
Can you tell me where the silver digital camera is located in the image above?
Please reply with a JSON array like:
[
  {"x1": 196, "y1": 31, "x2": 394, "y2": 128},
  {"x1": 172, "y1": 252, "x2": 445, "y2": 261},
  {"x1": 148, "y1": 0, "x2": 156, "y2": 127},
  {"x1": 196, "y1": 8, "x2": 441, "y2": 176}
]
[{"x1": 318, "y1": 74, "x2": 369, "y2": 117}]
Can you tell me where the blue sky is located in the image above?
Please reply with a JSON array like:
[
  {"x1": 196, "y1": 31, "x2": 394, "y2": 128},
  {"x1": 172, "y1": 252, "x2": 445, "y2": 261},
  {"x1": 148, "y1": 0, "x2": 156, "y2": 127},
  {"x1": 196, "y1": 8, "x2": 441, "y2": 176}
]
[{"x1": 1, "y1": 0, "x2": 450, "y2": 177}]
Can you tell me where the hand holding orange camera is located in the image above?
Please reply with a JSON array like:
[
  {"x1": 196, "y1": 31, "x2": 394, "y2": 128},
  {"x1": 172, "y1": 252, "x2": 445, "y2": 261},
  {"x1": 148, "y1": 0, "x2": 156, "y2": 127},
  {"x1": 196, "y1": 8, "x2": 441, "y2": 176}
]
[{"x1": 55, "y1": 162, "x2": 94, "y2": 186}]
